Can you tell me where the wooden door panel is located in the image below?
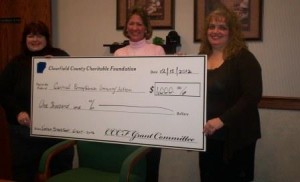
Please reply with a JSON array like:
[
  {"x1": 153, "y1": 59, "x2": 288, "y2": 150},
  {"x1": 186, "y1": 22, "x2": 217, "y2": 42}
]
[{"x1": 0, "y1": 0, "x2": 51, "y2": 72}]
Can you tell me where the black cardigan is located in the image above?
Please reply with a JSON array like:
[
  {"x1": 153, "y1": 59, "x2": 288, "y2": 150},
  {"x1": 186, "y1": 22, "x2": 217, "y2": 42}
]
[
  {"x1": 0, "y1": 47, "x2": 69, "y2": 125},
  {"x1": 207, "y1": 48, "x2": 262, "y2": 159}
]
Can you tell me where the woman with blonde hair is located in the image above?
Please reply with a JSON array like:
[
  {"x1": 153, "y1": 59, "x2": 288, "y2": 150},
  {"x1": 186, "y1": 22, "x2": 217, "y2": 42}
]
[{"x1": 199, "y1": 4, "x2": 262, "y2": 181}]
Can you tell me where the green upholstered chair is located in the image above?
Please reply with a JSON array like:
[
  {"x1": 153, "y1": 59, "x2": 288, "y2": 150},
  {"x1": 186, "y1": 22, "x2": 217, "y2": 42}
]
[{"x1": 38, "y1": 140, "x2": 150, "y2": 182}]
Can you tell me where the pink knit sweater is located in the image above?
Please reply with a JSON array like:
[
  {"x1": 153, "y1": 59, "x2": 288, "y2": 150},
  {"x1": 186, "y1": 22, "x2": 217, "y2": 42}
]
[{"x1": 114, "y1": 39, "x2": 165, "y2": 56}]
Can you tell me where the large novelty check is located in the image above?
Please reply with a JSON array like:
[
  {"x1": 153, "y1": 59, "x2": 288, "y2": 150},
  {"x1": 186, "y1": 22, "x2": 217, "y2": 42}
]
[{"x1": 31, "y1": 56, "x2": 207, "y2": 151}]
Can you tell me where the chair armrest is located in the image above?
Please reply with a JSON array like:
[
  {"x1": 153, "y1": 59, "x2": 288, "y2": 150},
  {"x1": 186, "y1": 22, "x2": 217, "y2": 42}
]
[
  {"x1": 38, "y1": 140, "x2": 76, "y2": 182},
  {"x1": 120, "y1": 147, "x2": 151, "y2": 182}
]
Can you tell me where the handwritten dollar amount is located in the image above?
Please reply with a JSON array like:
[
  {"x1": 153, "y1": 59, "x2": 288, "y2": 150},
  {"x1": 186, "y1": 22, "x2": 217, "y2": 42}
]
[{"x1": 149, "y1": 82, "x2": 201, "y2": 97}]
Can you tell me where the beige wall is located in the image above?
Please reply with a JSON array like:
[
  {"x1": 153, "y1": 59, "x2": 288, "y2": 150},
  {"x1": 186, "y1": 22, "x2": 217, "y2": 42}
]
[
  {"x1": 51, "y1": 0, "x2": 300, "y2": 181},
  {"x1": 256, "y1": 109, "x2": 300, "y2": 182},
  {"x1": 51, "y1": 0, "x2": 300, "y2": 97}
]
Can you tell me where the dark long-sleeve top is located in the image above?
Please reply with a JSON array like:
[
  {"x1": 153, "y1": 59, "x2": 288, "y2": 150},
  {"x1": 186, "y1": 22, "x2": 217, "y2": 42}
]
[
  {"x1": 207, "y1": 48, "x2": 262, "y2": 158},
  {"x1": 0, "y1": 47, "x2": 69, "y2": 125}
]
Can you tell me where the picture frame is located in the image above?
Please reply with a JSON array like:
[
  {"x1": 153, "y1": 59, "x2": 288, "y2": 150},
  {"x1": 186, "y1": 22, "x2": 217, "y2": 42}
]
[
  {"x1": 117, "y1": 0, "x2": 175, "y2": 30},
  {"x1": 194, "y1": 0, "x2": 263, "y2": 42}
]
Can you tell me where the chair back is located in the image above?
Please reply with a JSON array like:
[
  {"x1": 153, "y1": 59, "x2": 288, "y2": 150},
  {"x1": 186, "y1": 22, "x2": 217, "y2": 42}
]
[{"x1": 76, "y1": 141, "x2": 146, "y2": 177}]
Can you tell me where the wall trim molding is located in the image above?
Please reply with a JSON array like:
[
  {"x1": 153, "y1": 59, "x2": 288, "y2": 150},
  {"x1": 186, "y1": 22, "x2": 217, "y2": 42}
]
[{"x1": 258, "y1": 96, "x2": 300, "y2": 110}]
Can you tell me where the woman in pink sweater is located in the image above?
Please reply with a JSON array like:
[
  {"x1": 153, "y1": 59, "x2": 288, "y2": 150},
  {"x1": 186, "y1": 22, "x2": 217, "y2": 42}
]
[
  {"x1": 114, "y1": 6, "x2": 165, "y2": 182},
  {"x1": 114, "y1": 7, "x2": 165, "y2": 56}
]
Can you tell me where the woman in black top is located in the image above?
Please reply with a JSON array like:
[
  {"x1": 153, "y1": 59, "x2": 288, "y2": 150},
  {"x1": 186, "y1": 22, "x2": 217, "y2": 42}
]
[
  {"x1": 0, "y1": 21, "x2": 73, "y2": 182},
  {"x1": 198, "y1": 4, "x2": 262, "y2": 182}
]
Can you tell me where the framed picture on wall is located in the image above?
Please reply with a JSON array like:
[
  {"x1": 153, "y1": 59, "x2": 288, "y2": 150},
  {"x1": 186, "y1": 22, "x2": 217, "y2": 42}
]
[
  {"x1": 194, "y1": 0, "x2": 263, "y2": 42},
  {"x1": 117, "y1": 0, "x2": 175, "y2": 29}
]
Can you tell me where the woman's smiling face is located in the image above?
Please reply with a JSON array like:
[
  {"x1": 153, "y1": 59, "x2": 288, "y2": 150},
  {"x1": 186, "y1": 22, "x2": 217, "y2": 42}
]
[
  {"x1": 126, "y1": 14, "x2": 146, "y2": 42},
  {"x1": 207, "y1": 16, "x2": 229, "y2": 50},
  {"x1": 26, "y1": 33, "x2": 47, "y2": 52}
]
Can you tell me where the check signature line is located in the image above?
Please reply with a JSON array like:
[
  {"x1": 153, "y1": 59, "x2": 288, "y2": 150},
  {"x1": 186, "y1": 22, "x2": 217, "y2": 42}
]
[{"x1": 98, "y1": 104, "x2": 174, "y2": 115}]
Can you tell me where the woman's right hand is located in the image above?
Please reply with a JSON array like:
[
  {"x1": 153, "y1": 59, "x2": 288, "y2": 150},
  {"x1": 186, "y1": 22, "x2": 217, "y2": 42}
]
[{"x1": 17, "y1": 111, "x2": 31, "y2": 127}]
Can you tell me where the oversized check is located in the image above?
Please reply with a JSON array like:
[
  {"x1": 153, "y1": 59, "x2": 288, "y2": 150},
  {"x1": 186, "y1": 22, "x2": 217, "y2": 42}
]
[{"x1": 31, "y1": 56, "x2": 207, "y2": 151}]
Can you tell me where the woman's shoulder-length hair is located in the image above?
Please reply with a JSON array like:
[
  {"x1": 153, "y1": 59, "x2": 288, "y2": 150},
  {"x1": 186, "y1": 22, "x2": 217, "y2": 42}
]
[
  {"x1": 123, "y1": 6, "x2": 153, "y2": 40},
  {"x1": 21, "y1": 21, "x2": 52, "y2": 50},
  {"x1": 199, "y1": 4, "x2": 247, "y2": 60}
]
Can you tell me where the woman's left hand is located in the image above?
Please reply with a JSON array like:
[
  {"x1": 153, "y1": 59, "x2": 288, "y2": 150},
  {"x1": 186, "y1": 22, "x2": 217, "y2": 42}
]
[{"x1": 203, "y1": 117, "x2": 224, "y2": 136}]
